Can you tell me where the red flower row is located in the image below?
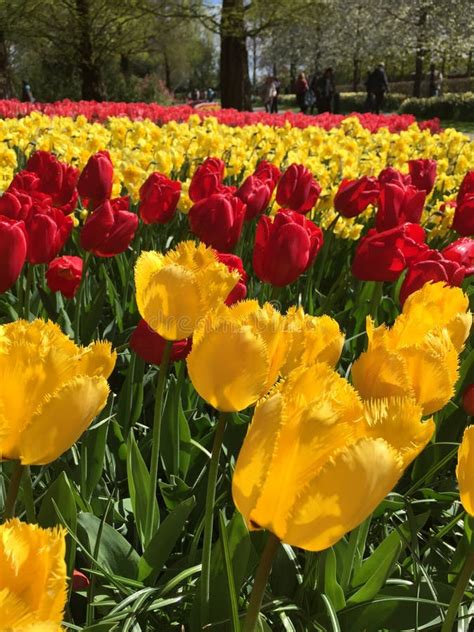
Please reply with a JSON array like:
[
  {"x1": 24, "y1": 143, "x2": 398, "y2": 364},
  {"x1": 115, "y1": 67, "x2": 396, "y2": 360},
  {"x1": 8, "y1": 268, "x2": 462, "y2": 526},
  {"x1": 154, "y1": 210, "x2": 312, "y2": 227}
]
[{"x1": 0, "y1": 99, "x2": 441, "y2": 133}]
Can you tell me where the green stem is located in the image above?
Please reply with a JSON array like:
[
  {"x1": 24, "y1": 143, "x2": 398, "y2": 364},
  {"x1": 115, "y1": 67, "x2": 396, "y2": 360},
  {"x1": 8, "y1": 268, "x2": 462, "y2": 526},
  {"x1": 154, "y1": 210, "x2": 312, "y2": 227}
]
[
  {"x1": 243, "y1": 532, "x2": 281, "y2": 632},
  {"x1": 4, "y1": 461, "x2": 25, "y2": 520},
  {"x1": 74, "y1": 252, "x2": 90, "y2": 344},
  {"x1": 200, "y1": 411, "x2": 229, "y2": 626},
  {"x1": 441, "y1": 545, "x2": 474, "y2": 632},
  {"x1": 313, "y1": 214, "x2": 340, "y2": 296},
  {"x1": 172, "y1": 361, "x2": 186, "y2": 475},
  {"x1": 145, "y1": 340, "x2": 172, "y2": 545},
  {"x1": 23, "y1": 264, "x2": 34, "y2": 321},
  {"x1": 367, "y1": 281, "x2": 383, "y2": 326}
]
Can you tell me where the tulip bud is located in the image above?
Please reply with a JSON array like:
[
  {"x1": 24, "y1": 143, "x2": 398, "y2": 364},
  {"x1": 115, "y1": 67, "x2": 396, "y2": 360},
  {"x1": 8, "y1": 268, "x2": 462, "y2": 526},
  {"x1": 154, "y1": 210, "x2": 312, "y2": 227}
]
[
  {"x1": 408, "y1": 159, "x2": 437, "y2": 194},
  {"x1": 46, "y1": 255, "x2": 83, "y2": 299},
  {"x1": 253, "y1": 160, "x2": 281, "y2": 190},
  {"x1": 188, "y1": 192, "x2": 246, "y2": 252},
  {"x1": 253, "y1": 209, "x2": 323, "y2": 287},
  {"x1": 0, "y1": 217, "x2": 28, "y2": 293},
  {"x1": 334, "y1": 176, "x2": 379, "y2": 218},
  {"x1": 139, "y1": 171, "x2": 181, "y2": 224},
  {"x1": 276, "y1": 163, "x2": 321, "y2": 214},
  {"x1": 80, "y1": 197, "x2": 139, "y2": 257},
  {"x1": 130, "y1": 319, "x2": 192, "y2": 365},
  {"x1": 236, "y1": 175, "x2": 272, "y2": 220},
  {"x1": 27, "y1": 206, "x2": 74, "y2": 264},
  {"x1": 463, "y1": 385, "x2": 474, "y2": 417},
  {"x1": 189, "y1": 157, "x2": 225, "y2": 202},
  {"x1": 77, "y1": 150, "x2": 114, "y2": 208},
  {"x1": 375, "y1": 181, "x2": 425, "y2": 231}
]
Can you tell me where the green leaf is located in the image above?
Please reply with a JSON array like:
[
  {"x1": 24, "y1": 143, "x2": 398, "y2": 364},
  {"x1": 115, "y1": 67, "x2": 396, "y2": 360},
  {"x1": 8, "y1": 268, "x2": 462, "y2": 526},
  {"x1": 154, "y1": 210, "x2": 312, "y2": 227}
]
[
  {"x1": 218, "y1": 510, "x2": 241, "y2": 632},
  {"x1": 324, "y1": 547, "x2": 346, "y2": 611},
  {"x1": 348, "y1": 531, "x2": 402, "y2": 605},
  {"x1": 138, "y1": 496, "x2": 196, "y2": 583},
  {"x1": 82, "y1": 415, "x2": 110, "y2": 503},
  {"x1": 126, "y1": 432, "x2": 159, "y2": 548},
  {"x1": 77, "y1": 512, "x2": 140, "y2": 579},
  {"x1": 38, "y1": 471, "x2": 77, "y2": 576}
]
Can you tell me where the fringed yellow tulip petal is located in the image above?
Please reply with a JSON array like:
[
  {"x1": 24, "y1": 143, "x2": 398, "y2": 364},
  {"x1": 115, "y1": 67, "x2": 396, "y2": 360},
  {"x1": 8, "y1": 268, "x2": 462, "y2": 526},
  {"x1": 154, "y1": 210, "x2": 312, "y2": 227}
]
[
  {"x1": 363, "y1": 398, "x2": 434, "y2": 468},
  {"x1": 457, "y1": 425, "x2": 474, "y2": 516},
  {"x1": 188, "y1": 324, "x2": 269, "y2": 412},
  {"x1": 281, "y1": 438, "x2": 403, "y2": 551},
  {"x1": 394, "y1": 282, "x2": 471, "y2": 352},
  {"x1": 0, "y1": 520, "x2": 67, "y2": 628},
  {"x1": 351, "y1": 344, "x2": 412, "y2": 401},
  {"x1": 78, "y1": 341, "x2": 116, "y2": 379},
  {"x1": 0, "y1": 320, "x2": 115, "y2": 464},
  {"x1": 248, "y1": 364, "x2": 364, "y2": 537},
  {"x1": 135, "y1": 242, "x2": 239, "y2": 340},
  {"x1": 187, "y1": 301, "x2": 286, "y2": 412},
  {"x1": 282, "y1": 307, "x2": 344, "y2": 375},
  {"x1": 18, "y1": 376, "x2": 109, "y2": 465},
  {"x1": 232, "y1": 387, "x2": 284, "y2": 524},
  {"x1": 398, "y1": 331, "x2": 459, "y2": 415}
]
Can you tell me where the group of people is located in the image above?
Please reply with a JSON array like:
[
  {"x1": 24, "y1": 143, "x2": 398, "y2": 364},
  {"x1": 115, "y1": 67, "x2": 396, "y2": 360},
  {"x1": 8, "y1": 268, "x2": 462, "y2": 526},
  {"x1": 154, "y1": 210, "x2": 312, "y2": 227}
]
[
  {"x1": 188, "y1": 87, "x2": 215, "y2": 103},
  {"x1": 295, "y1": 68, "x2": 338, "y2": 114}
]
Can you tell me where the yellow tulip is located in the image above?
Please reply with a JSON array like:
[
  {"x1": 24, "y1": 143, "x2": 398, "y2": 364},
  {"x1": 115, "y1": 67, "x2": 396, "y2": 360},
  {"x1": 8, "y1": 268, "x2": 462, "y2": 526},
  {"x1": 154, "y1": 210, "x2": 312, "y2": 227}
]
[
  {"x1": 0, "y1": 319, "x2": 115, "y2": 465},
  {"x1": 232, "y1": 363, "x2": 433, "y2": 551},
  {"x1": 0, "y1": 519, "x2": 67, "y2": 630},
  {"x1": 282, "y1": 306, "x2": 344, "y2": 375},
  {"x1": 352, "y1": 283, "x2": 470, "y2": 415},
  {"x1": 135, "y1": 241, "x2": 239, "y2": 341},
  {"x1": 457, "y1": 425, "x2": 474, "y2": 516},
  {"x1": 187, "y1": 301, "x2": 287, "y2": 412}
]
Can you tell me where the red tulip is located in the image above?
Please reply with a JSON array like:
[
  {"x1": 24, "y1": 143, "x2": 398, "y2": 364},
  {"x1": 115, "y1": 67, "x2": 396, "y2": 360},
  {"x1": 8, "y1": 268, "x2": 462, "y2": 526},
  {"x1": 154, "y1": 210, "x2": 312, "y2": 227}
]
[
  {"x1": 452, "y1": 171, "x2": 474, "y2": 236},
  {"x1": 408, "y1": 159, "x2": 437, "y2": 194},
  {"x1": 276, "y1": 164, "x2": 321, "y2": 214},
  {"x1": 442, "y1": 238, "x2": 474, "y2": 275},
  {"x1": 139, "y1": 172, "x2": 181, "y2": 224},
  {"x1": 46, "y1": 255, "x2": 83, "y2": 299},
  {"x1": 72, "y1": 570, "x2": 90, "y2": 592},
  {"x1": 80, "y1": 197, "x2": 139, "y2": 257},
  {"x1": 378, "y1": 166, "x2": 411, "y2": 186},
  {"x1": 253, "y1": 160, "x2": 281, "y2": 190},
  {"x1": 8, "y1": 170, "x2": 40, "y2": 193},
  {"x1": 352, "y1": 223, "x2": 426, "y2": 282},
  {"x1": 26, "y1": 206, "x2": 73, "y2": 264},
  {"x1": 26, "y1": 151, "x2": 79, "y2": 212},
  {"x1": 334, "y1": 176, "x2": 380, "y2": 218},
  {"x1": 0, "y1": 217, "x2": 28, "y2": 293},
  {"x1": 216, "y1": 252, "x2": 248, "y2": 304},
  {"x1": 236, "y1": 175, "x2": 272, "y2": 220},
  {"x1": 189, "y1": 157, "x2": 225, "y2": 202},
  {"x1": 188, "y1": 192, "x2": 246, "y2": 252},
  {"x1": 130, "y1": 319, "x2": 192, "y2": 364},
  {"x1": 77, "y1": 151, "x2": 114, "y2": 208},
  {"x1": 399, "y1": 248, "x2": 466, "y2": 305},
  {"x1": 463, "y1": 384, "x2": 474, "y2": 416},
  {"x1": 375, "y1": 181, "x2": 425, "y2": 231},
  {"x1": 253, "y1": 209, "x2": 323, "y2": 287}
]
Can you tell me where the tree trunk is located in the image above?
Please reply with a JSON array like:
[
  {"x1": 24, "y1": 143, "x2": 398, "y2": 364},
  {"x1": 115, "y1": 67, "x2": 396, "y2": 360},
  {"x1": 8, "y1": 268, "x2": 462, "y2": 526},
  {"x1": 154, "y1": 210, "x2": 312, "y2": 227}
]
[
  {"x1": 163, "y1": 49, "x2": 172, "y2": 91},
  {"x1": 251, "y1": 36, "x2": 257, "y2": 88},
  {"x1": 0, "y1": 28, "x2": 12, "y2": 99},
  {"x1": 220, "y1": 0, "x2": 252, "y2": 111},
  {"x1": 413, "y1": 6, "x2": 427, "y2": 98},
  {"x1": 352, "y1": 57, "x2": 361, "y2": 92},
  {"x1": 76, "y1": 0, "x2": 106, "y2": 100}
]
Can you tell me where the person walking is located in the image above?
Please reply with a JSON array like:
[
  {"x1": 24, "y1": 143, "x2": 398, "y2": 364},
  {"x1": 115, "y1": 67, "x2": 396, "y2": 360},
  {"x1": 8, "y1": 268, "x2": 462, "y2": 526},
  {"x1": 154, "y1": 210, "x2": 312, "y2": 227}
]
[
  {"x1": 263, "y1": 76, "x2": 278, "y2": 113},
  {"x1": 295, "y1": 72, "x2": 309, "y2": 113},
  {"x1": 21, "y1": 79, "x2": 35, "y2": 103},
  {"x1": 271, "y1": 76, "x2": 280, "y2": 113},
  {"x1": 316, "y1": 67, "x2": 336, "y2": 113},
  {"x1": 367, "y1": 63, "x2": 389, "y2": 114},
  {"x1": 428, "y1": 63, "x2": 443, "y2": 97}
]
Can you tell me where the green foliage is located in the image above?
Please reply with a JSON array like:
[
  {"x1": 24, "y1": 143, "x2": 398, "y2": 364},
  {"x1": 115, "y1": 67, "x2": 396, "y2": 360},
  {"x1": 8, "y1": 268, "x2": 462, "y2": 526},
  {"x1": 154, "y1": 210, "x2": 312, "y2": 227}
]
[{"x1": 400, "y1": 92, "x2": 474, "y2": 121}]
